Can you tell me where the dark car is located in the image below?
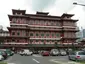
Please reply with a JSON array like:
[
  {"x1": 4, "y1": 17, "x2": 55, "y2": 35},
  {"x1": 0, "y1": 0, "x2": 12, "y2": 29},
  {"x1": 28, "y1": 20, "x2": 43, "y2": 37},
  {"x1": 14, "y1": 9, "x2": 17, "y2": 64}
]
[
  {"x1": 0, "y1": 51, "x2": 7, "y2": 59},
  {"x1": 33, "y1": 51, "x2": 39, "y2": 54},
  {"x1": 5, "y1": 49, "x2": 14, "y2": 56},
  {"x1": 41, "y1": 51, "x2": 50, "y2": 56}
]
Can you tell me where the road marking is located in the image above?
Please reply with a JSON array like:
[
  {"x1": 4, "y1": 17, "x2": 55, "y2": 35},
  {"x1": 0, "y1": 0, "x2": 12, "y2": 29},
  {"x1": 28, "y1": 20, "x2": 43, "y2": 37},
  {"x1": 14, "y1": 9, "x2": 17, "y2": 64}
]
[
  {"x1": 32, "y1": 58, "x2": 40, "y2": 63},
  {"x1": 68, "y1": 62, "x2": 80, "y2": 64},
  {"x1": 7, "y1": 63, "x2": 15, "y2": 64},
  {"x1": 33, "y1": 54, "x2": 42, "y2": 57},
  {"x1": 50, "y1": 59, "x2": 61, "y2": 64},
  {"x1": 50, "y1": 59, "x2": 80, "y2": 64}
]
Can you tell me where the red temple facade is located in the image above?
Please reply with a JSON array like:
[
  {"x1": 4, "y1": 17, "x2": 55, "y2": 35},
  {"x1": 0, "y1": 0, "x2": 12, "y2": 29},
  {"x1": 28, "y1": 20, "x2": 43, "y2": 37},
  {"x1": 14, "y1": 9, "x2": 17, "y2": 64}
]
[{"x1": 3, "y1": 9, "x2": 79, "y2": 50}]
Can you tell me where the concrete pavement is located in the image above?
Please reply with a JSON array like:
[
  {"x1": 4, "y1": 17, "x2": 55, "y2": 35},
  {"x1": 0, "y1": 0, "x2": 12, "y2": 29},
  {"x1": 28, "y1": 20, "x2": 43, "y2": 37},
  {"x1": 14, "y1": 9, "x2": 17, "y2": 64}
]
[{"x1": 4, "y1": 54, "x2": 80, "y2": 64}]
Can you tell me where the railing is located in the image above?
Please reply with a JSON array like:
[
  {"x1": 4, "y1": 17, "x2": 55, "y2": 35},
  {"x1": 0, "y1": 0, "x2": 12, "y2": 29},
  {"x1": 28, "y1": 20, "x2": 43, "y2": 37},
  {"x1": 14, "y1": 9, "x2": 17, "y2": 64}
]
[
  {"x1": 30, "y1": 27, "x2": 62, "y2": 31},
  {"x1": 4, "y1": 42, "x2": 28, "y2": 44},
  {"x1": 29, "y1": 38, "x2": 61, "y2": 40},
  {"x1": 0, "y1": 34, "x2": 10, "y2": 36},
  {"x1": 63, "y1": 27, "x2": 79, "y2": 31}
]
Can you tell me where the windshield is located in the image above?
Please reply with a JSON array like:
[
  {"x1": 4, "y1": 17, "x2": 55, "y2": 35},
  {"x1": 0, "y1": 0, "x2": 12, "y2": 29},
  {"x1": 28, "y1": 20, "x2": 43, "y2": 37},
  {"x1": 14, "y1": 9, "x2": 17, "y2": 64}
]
[{"x1": 78, "y1": 51, "x2": 85, "y2": 55}]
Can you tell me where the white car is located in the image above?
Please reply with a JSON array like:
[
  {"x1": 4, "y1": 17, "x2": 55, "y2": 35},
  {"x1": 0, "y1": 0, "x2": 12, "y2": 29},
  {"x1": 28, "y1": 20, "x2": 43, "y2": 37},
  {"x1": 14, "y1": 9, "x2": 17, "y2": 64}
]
[
  {"x1": 50, "y1": 49, "x2": 60, "y2": 56},
  {"x1": 0, "y1": 55, "x2": 4, "y2": 61},
  {"x1": 20, "y1": 49, "x2": 33, "y2": 56},
  {"x1": 60, "y1": 50, "x2": 67, "y2": 56}
]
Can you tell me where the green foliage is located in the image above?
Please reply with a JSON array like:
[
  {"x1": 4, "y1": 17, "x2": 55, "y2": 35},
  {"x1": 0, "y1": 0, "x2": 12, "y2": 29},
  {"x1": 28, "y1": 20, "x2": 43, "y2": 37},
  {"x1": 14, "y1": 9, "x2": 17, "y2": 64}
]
[{"x1": 0, "y1": 62, "x2": 7, "y2": 64}]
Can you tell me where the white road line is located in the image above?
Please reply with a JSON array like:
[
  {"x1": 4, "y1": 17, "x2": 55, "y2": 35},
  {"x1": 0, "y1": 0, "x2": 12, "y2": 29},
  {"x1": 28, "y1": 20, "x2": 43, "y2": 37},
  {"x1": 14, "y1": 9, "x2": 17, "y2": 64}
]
[
  {"x1": 50, "y1": 59, "x2": 80, "y2": 64},
  {"x1": 68, "y1": 62, "x2": 80, "y2": 64},
  {"x1": 50, "y1": 59, "x2": 61, "y2": 64},
  {"x1": 8, "y1": 63, "x2": 15, "y2": 64},
  {"x1": 33, "y1": 55, "x2": 42, "y2": 57},
  {"x1": 32, "y1": 58, "x2": 40, "y2": 63}
]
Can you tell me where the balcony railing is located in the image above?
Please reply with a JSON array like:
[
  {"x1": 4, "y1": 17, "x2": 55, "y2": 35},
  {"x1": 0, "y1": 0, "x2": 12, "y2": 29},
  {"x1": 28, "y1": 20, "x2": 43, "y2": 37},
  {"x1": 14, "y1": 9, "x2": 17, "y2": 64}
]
[
  {"x1": 30, "y1": 27, "x2": 62, "y2": 31},
  {"x1": 8, "y1": 27, "x2": 29, "y2": 30},
  {"x1": 29, "y1": 38, "x2": 61, "y2": 40},
  {"x1": 6, "y1": 36, "x2": 29, "y2": 38},
  {"x1": 62, "y1": 36, "x2": 79, "y2": 39}
]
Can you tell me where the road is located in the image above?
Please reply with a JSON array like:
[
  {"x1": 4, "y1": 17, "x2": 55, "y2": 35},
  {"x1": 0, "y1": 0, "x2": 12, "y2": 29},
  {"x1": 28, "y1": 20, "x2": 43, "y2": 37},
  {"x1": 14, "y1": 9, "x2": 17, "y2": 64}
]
[{"x1": 4, "y1": 54, "x2": 80, "y2": 64}]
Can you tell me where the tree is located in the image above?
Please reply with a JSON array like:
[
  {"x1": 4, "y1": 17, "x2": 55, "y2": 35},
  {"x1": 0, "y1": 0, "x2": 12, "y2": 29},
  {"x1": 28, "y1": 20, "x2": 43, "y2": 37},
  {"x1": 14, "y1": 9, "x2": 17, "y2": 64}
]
[{"x1": 55, "y1": 41, "x2": 58, "y2": 49}]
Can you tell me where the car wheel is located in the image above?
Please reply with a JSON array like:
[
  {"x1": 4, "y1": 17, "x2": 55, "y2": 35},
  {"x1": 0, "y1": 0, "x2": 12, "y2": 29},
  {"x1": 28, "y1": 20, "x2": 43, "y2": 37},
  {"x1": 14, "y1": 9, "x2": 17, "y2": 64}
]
[
  {"x1": 31, "y1": 54, "x2": 33, "y2": 55},
  {"x1": 21, "y1": 54, "x2": 23, "y2": 56}
]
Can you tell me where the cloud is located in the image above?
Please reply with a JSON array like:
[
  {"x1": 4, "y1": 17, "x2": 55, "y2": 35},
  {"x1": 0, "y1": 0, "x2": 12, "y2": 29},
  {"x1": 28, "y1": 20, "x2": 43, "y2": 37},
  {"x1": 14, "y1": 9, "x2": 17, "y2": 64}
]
[
  {"x1": 1, "y1": 0, "x2": 85, "y2": 30},
  {"x1": 29, "y1": 0, "x2": 56, "y2": 11}
]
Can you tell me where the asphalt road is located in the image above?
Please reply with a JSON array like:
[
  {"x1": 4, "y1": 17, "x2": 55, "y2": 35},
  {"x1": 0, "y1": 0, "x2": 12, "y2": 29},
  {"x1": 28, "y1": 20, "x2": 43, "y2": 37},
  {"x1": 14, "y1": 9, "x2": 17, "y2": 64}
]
[{"x1": 4, "y1": 54, "x2": 80, "y2": 64}]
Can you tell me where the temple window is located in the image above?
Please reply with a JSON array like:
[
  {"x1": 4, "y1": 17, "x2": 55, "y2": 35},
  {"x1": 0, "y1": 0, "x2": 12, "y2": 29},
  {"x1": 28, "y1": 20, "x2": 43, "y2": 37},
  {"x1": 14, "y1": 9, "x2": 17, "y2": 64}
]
[
  {"x1": 36, "y1": 33, "x2": 39, "y2": 36},
  {"x1": 41, "y1": 33, "x2": 44, "y2": 37},
  {"x1": 46, "y1": 33, "x2": 49, "y2": 37},
  {"x1": 30, "y1": 33, "x2": 33, "y2": 36},
  {"x1": 12, "y1": 18, "x2": 16, "y2": 23},
  {"x1": 12, "y1": 32, "x2": 15, "y2": 35},
  {"x1": 17, "y1": 32, "x2": 20, "y2": 35}
]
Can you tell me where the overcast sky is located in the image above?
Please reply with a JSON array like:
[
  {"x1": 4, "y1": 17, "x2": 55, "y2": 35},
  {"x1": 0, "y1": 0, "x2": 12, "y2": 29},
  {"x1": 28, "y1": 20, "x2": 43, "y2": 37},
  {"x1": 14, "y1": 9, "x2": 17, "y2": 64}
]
[{"x1": 0, "y1": 0, "x2": 85, "y2": 30}]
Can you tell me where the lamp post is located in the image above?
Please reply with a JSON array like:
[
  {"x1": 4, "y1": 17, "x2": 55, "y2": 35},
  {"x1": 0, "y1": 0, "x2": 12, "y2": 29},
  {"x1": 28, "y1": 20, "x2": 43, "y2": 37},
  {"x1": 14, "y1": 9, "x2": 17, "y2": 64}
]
[{"x1": 73, "y1": 2, "x2": 85, "y2": 6}]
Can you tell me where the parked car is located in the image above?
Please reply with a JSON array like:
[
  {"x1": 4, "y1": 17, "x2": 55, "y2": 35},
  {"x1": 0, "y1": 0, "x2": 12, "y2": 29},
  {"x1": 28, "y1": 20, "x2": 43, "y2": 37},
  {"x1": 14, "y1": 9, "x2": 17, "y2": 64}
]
[
  {"x1": 50, "y1": 49, "x2": 60, "y2": 56},
  {"x1": 20, "y1": 49, "x2": 33, "y2": 56},
  {"x1": 0, "y1": 50, "x2": 7, "y2": 59},
  {"x1": 59, "y1": 50, "x2": 67, "y2": 56},
  {"x1": 0, "y1": 55, "x2": 4, "y2": 61},
  {"x1": 68, "y1": 51, "x2": 85, "y2": 61},
  {"x1": 32, "y1": 51, "x2": 39, "y2": 54},
  {"x1": 41, "y1": 51, "x2": 50, "y2": 56},
  {"x1": 5, "y1": 49, "x2": 14, "y2": 56}
]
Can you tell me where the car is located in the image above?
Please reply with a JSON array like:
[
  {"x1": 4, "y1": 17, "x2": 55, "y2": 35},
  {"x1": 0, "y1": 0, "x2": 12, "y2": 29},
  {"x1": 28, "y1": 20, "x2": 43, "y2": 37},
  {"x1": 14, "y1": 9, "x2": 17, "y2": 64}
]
[
  {"x1": 20, "y1": 49, "x2": 33, "y2": 56},
  {"x1": 59, "y1": 50, "x2": 67, "y2": 56},
  {"x1": 68, "y1": 51, "x2": 85, "y2": 61},
  {"x1": 5, "y1": 49, "x2": 14, "y2": 56},
  {"x1": 41, "y1": 51, "x2": 50, "y2": 56},
  {"x1": 50, "y1": 49, "x2": 60, "y2": 56},
  {"x1": 0, "y1": 51, "x2": 7, "y2": 59},
  {"x1": 32, "y1": 51, "x2": 39, "y2": 54},
  {"x1": 0, "y1": 55, "x2": 4, "y2": 61}
]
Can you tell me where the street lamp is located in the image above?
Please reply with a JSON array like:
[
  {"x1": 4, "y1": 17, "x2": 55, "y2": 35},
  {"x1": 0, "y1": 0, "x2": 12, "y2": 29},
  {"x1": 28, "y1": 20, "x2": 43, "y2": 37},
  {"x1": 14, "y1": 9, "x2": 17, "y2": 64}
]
[
  {"x1": 73, "y1": 2, "x2": 77, "y2": 5},
  {"x1": 73, "y1": 2, "x2": 85, "y2": 6}
]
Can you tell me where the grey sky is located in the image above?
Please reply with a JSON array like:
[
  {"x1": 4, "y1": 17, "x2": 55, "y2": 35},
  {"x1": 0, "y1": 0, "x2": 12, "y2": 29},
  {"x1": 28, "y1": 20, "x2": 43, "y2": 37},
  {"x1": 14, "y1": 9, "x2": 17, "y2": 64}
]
[{"x1": 0, "y1": 0, "x2": 85, "y2": 30}]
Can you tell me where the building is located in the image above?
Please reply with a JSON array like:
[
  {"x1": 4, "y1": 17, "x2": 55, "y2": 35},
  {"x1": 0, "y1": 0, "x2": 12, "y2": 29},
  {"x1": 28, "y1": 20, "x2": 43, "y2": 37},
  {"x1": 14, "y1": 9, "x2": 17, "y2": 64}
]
[
  {"x1": 79, "y1": 29, "x2": 85, "y2": 48},
  {"x1": 3, "y1": 9, "x2": 79, "y2": 50},
  {"x1": 0, "y1": 26, "x2": 9, "y2": 45}
]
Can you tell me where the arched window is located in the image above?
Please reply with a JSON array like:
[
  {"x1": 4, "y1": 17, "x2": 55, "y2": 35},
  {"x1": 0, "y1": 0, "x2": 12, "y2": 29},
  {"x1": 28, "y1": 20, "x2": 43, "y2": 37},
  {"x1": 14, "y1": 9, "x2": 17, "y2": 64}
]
[
  {"x1": 41, "y1": 33, "x2": 44, "y2": 37},
  {"x1": 30, "y1": 33, "x2": 33, "y2": 36},
  {"x1": 12, "y1": 32, "x2": 15, "y2": 35},
  {"x1": 36, "y1": 33, "x2": 39, "y2": 36},
  {"x1": 56, "y1": 33, "x2": 60, "y2": 37},
  {"x1": 46, "y1": 33, "x2": 49, "y2": 37}
]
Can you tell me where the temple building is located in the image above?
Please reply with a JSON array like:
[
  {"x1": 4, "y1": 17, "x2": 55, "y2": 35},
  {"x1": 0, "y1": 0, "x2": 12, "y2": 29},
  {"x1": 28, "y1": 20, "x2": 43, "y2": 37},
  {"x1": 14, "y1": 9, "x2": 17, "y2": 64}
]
[{"x1": 2, "y1": 9, "x2": 79, "y2": 50}]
